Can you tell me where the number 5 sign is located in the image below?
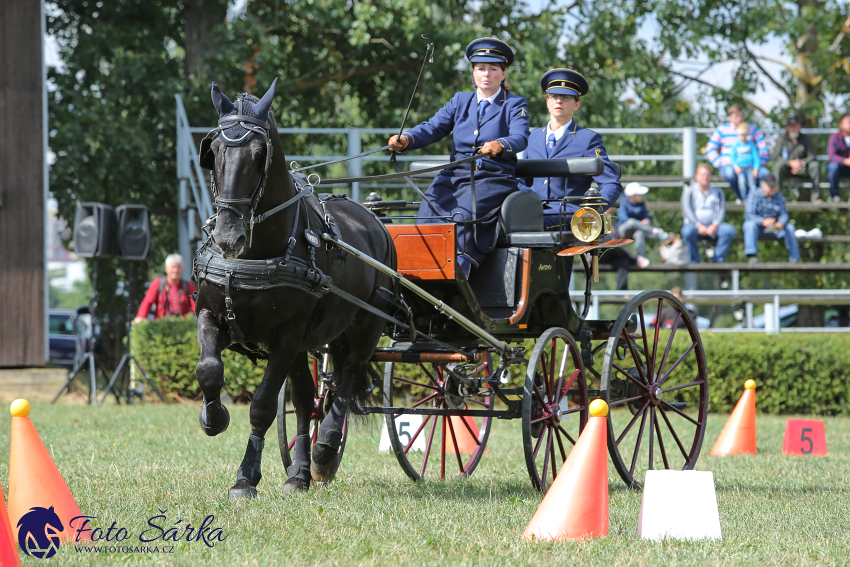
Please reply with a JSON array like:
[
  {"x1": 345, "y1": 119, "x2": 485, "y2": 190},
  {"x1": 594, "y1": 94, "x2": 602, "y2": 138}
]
[
  {"x1": 379, "y1": 416, "x2": 427, "y2": 452},
  {"x1": 782, "y1": 419, "x2": 827, "y2": 456}
]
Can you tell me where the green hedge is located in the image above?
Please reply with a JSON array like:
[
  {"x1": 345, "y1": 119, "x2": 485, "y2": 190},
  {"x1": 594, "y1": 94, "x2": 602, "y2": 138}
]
[
  {"x1": 131, "y1": 317, "x2": 266, "y2": 401},
  {"x1": 132, "y1": 318, "x2": 849, "y2": 415}
]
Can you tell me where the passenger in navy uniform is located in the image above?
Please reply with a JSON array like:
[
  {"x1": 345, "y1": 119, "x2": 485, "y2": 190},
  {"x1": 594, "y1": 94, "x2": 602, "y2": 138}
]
[
  {"x1": 521, "y1": 69, "x2": 622, "y2": 229},
  {"x1": 387, "y1": 37, "x2": 530, "y2": 277}
]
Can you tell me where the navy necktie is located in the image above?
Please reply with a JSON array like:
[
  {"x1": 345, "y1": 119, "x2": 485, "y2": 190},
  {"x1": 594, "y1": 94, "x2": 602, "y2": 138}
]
[
  {"x1": 546, "y1": 132, "x2": 557, "y2": 158},
  {"x1": 478, "y1": 100, "x2": 490, "y2": 123}
]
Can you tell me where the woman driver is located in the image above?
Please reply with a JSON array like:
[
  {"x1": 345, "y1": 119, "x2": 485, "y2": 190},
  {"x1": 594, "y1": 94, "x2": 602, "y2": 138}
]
[{"x1": 387, "y1": 37, "x2": 530, "y2": 278}]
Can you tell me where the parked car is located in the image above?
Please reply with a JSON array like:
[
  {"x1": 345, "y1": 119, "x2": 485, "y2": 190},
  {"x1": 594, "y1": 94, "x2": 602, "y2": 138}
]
[
  {"x1": 48, "y1": 307, "x2": 93, "y2": 367},
  {"x1": 48, "y1": 309, "x2": 78, "y2": 367}
]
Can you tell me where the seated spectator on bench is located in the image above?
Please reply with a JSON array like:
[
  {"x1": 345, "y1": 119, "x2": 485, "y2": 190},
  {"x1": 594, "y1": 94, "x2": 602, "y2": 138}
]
[
  {"x1": 681, "y1": 164, "x2": 736, "y2": 263},
  {"x1": 705, "y1": 103, "x2": 769, "y2": 203},
  {"x1": 656, "y1": 287, "x2": 697, "y2": 329},
  {"x1": 618, "y1": 182, "x2": 670, "y2": 268},
  {"x1": 730, "y1": 123, "x2": 760, "y2": 200},
  {"x1": 827, "y1": 113, "x2": 850, "y2": 202},
  {"x1": 744, "y1": 174, "x2": 800, "y2": 264},
  {"x1": 773, "y1": 115, "x2": 821, "y2": 202}
]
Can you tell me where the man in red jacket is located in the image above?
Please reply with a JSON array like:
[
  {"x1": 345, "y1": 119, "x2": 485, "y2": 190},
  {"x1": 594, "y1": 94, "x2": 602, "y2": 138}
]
[{"x1": 133, "y1": 254, "x2": 197, "y2": 323}]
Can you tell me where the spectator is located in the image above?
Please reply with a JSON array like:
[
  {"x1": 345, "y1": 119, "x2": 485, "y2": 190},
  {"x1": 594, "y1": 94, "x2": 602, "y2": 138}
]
[
  {"x1": 827, "y1": 113, "x2": 850, "y2": 202},
  {"x1": 656, "y1": 287, "x2": 696, "y2": 329},
  {"x1": 133, "y1": 254, "x2": 197, "y2": 323},
  {"x1": 618, "y1": 182, "x2": 669, "y2": 267},
  {"x1": 705, "y1": 103, "x2": 769, "y2": 203},
  {"x1": 681, "y1": 164, "x2": 736, "y2": 263},
  {"x1": 773, "y1": 116, "x2": 821, "y2": 202},
  {"x1": 730, "y1": 123, "x2": 760, "y2": 200},
  {"x1": 743, "y1": 174, "x2": 800, "y2": 264}
]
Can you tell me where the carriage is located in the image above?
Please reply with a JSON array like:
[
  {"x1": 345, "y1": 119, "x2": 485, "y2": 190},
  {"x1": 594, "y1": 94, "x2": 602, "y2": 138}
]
[{"x1": 276, "y1": 156, "x2": 709, "y2": 492}]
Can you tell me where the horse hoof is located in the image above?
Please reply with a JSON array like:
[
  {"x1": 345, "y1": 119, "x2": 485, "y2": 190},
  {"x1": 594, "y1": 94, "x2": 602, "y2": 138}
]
[
  {"x1": 228, "y1": 479, "x2": 257, "y2": 500},
  {"x1": 199, "y1": 403, "x2": 230, "y2": 437},
  {"x1": 310, "y1": 447, "x2": 340, "y2": 483},
  {"x1": 282, "y1": 477, "x2": 310, "y2": 493}
]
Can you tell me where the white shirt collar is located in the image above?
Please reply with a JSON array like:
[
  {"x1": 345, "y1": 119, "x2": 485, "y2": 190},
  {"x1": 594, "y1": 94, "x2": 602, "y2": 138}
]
[
  {"x1": 476, "y1": 87, "x2": 502, "y2": 105},
  {"x1": 546, "y1": 119, "x2": 574, "y2": 141}
]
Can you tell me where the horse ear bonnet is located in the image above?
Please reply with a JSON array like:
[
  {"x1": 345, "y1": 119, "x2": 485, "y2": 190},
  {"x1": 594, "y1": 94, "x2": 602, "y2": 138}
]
[{"x1": 209, "y1": 80, "x2": 277, "y2": 148}]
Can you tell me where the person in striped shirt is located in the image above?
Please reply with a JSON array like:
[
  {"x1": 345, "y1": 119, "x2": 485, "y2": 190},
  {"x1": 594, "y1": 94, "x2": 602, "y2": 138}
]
[
  {"x1": 827, "y1": 114, "x2": 850, "y2": 202},
  {"x1": 705, "y1": 103, "x2": 770, "y2": 203}
]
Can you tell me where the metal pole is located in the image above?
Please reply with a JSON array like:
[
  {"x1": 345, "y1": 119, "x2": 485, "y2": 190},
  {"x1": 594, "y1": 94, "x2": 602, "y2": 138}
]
[
  {"x1": 682, "y1": 127, "x2": 697, "y2": 179},
  {"x1": 731, "y1": 269, "x2": 739, "y2": 292},
  {"x1": 591, "y1": 294, "x2": 600, "y2": 320},
  {"x1": 774, "y1": 294, "x2": 781, "y2": 332},
  {"x1": 745, "y1": 302, "x2": 753, "y2": 328},
  {"x1": 348, "y1": 128, "x2": 362, "y2": 202},
  {"x1": 176, "y1": 109, "x2": 192, "y2": 281}
]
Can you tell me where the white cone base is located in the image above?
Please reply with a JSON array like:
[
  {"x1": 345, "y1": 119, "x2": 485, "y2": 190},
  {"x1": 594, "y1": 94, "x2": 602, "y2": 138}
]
[{"x1": 637, "y1": 470, "x2": 722, "y2": 541}]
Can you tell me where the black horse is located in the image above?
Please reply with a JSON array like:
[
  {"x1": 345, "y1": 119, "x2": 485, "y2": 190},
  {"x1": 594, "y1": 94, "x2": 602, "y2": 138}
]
[{"x1": 194, "y1": 79, "x2": 395, "y2": 497}]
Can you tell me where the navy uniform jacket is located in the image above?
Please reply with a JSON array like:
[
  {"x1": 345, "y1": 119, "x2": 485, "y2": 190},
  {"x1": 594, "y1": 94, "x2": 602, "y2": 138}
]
[
  {"x1": 522, "y1": 122, "x2": 622, "y2": 226},
  {"x1": 402, "y1": 89, "x2": 530, "y2": 271}
]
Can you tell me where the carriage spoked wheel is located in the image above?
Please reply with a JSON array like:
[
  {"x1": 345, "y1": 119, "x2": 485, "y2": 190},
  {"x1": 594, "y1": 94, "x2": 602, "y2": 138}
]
[
  {"x1": 382, "y1": 353, "x2": 494, "y2": 481},
  {"x1": 277, "y1": 351, "x2": 348, "y2": 484},
  {"x1": 601, "y1": 290, "x2": 708, "y2": 490},
  {"x1": 522, "y1": 327, "x2": 589, "y2": 492}
]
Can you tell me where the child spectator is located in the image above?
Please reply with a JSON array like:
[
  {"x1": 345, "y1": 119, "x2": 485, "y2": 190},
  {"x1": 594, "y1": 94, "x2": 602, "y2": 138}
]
[
  {"x1": 731, "y1": 123, "x2": 760, "y2": 201},
  {"x1": 618, "y1": 182, "x2": 670, "y2": 267},
  {"x1": 743, "y1": 174, "x2": 800, "y2": 263},
  {"x1": 705, "y1": 103, "x2": 770, "y2": 202}
]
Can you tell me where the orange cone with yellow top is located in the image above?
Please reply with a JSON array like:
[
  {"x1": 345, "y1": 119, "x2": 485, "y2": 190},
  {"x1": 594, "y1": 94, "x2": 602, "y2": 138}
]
[
  {"x1": 0, "y1": 479, "x2": 21, "y2": 566},
  {"x1": 521, "y1": 399, "x2": 609, "y2": 542},
  {"x1": 711, "y1": 380, "x2": 757, "y2": 456},
  {"x1": 7, "y1": 399, "x2": 90, "y2": 546}
]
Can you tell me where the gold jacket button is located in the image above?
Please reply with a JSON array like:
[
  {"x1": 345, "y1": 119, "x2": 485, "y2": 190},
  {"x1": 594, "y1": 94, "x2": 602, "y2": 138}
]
[
  {"x1": 544, "y1": 180, "x2": 548, "y2": 184},
  {"x1": 473, "y1": 129, "x2": 479, "y2": 136}
]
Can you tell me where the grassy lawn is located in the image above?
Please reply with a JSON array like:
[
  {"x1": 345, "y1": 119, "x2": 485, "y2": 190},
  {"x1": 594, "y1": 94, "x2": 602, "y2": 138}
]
[{"x1": 2, "y1": 403, "x2": 848, "y2": 566}]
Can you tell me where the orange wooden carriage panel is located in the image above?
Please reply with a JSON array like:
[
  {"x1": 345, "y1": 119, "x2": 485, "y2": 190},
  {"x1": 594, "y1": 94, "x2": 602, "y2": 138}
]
[{"x1": 386, "y1": 224, "x2": 456, "y2": 280}]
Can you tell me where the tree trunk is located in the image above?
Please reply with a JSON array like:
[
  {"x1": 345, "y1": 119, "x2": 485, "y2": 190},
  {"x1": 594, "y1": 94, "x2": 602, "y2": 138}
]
[
  {"x1": 183, "y1": 0, "x2": 228, "y2": 83},
  {"x1": 794, "y1": 0, "x2": 821, "y2": 108}
]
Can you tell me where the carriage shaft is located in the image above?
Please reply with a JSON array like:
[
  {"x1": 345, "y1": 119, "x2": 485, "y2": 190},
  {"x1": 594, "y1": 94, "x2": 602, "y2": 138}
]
[{"x1": 323, "y1": 234, "x2": 512, "y2": 356}]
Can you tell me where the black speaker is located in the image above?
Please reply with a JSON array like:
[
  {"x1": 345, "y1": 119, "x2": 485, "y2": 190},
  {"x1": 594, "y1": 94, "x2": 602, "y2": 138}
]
[
  {"x1": 115, "y1": 205, "x2": 151, "y2": 261},
  {"x1": 73, "y1": 203, "x2": 116, "y2": 258}
]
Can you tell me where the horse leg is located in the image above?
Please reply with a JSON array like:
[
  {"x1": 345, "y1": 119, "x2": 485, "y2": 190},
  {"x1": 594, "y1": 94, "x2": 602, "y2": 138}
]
[
  {"x1": 312, "y1": 319, "x2": 383, "y2": 481},
  {"x1": 311, "y1": 336, "x2": 353, "y2": 481},
  {"x1": 196, "y1": 309, "x2": 230, "y2": 436},
  {"x1": 282, "y1": 351, "x2": 316, "y2": 492},
  {"x1": 229, "y1": 348, "x2": 297, "y2": 499}
]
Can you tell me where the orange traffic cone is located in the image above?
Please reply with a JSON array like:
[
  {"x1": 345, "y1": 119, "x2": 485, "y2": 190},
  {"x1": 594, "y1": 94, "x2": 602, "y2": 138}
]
[
  {"x1": 446, "y1": 416, "x2": 488, "y2": 454},
  {"x1": 0, "y1": 479, "x2": 21, "y2": 567},
  {"x1": 521, "y1": 399, "x2": 609, "y2": 542},
  {"x1": 7, "y1": 400, "x2": 90, "y2": 547},
  {"x1": 711, "y1": 380, "x2": 757, "y2": 456}
]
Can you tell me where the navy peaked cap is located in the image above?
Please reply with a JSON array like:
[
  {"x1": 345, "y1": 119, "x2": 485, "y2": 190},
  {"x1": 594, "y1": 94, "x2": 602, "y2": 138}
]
[
  {"x1": 540, "y1": 69, "x2": 589, "y2": 97},
  {"x1": 466, "y1": 37, "x2": 515, "y2": 66}
]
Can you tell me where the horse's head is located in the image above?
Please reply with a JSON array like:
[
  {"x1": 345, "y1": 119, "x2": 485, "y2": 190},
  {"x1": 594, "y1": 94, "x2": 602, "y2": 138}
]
[{"x1": 200, "y1": 79, "x2": 277, "y2": 259}]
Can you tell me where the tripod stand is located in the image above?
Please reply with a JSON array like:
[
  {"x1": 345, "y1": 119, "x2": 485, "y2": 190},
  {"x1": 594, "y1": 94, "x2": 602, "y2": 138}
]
[
  {"x1": 101, "y1": 263, "x2": 165, "y2": 404},
  {"x1": 53, "y1": 261, "x2": 108, "y2": 405}
]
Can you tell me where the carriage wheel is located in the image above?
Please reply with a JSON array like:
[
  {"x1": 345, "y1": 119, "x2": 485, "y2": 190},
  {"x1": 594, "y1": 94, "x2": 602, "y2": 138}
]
[
  {"x1": 601, "y1": 290, "x2": 708, "y2": 490},
  {"x1": 522, "y1": 328, "x2": 589, "y2": 492},
  {"x1": 382, "y1": 354, "x2": 494, "y2": 481},
  {"x1": 277, "y1": 352, "x2": 348, "y2": 483}
]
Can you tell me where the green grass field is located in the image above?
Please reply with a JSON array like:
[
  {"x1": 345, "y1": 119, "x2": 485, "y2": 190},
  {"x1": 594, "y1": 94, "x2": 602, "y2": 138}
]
[{"x1": 2, "y1": 403, "x2": 849, "y2": 566}]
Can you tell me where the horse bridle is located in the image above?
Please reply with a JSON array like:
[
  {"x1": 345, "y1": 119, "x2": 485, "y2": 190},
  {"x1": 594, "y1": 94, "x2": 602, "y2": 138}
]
[{"x1": 204, "y1": 99, "x2": 318, "y2": 248}]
